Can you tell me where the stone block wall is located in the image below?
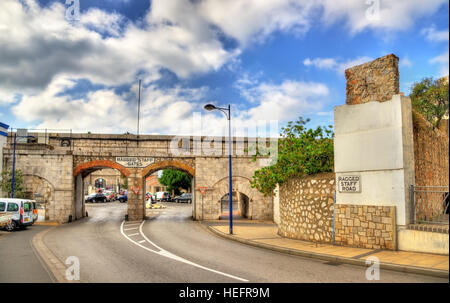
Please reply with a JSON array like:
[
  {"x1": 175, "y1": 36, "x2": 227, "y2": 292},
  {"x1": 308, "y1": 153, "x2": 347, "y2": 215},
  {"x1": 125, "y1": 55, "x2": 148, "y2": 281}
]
[
  {"x1": 334, "y1": 205, "x2": 396, "y2": 250},
  {"x1": 412, "y1": 111, "x2": 449, "y2": 187},
  {"x1": 345, "y1": 54, "x2": 399, "y2": 105},
  {"x1": 278, "y1": 173, "x2": 335, "y2": 243}
]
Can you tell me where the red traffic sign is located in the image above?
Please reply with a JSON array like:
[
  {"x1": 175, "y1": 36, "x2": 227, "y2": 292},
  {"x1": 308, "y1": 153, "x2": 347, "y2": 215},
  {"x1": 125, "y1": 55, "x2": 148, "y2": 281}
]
[{"x1": 198, "y1": 186, "x2": 208, "y2": 196}]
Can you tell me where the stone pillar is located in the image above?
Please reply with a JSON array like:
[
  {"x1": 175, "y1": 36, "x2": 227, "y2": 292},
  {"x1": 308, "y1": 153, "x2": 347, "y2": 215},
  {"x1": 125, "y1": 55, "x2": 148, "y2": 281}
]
[
  {"x1": 334, "y1": 54, "x2": 415, "y2": 231},
  {"x1": 127, "y1": 169, "x2": 145, "y2": 221}
]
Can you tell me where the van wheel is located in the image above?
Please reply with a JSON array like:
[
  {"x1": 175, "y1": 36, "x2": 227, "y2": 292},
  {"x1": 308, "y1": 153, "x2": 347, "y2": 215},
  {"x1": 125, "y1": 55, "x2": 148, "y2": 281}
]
[{"x1": 6, "y1": 221, "x2": 17, "y2": 232}]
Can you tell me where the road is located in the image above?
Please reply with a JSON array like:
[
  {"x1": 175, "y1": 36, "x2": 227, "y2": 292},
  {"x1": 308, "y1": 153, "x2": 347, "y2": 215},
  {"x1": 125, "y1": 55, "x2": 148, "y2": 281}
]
[{"x1": 0, "y1": 201, "x2": 447, "y2": 283}]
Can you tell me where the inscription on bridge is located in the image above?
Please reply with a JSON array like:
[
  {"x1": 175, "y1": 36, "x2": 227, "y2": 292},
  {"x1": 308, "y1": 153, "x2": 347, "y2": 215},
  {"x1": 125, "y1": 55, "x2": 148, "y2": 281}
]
[{"x1": 116, "y1": 157, "x2": 155, "y2": 168}]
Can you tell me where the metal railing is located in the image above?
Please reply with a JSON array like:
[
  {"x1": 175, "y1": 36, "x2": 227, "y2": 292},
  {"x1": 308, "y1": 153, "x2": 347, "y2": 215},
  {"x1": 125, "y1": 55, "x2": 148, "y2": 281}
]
[{"x1": 411, "y1": 185, "x2": 449, "y2": 224}]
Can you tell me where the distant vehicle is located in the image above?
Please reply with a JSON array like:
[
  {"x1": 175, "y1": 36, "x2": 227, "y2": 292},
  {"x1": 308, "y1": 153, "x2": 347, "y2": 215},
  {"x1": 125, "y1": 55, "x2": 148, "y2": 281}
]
[
  {"x1": 118, "y1": 191, "x2": 128, "y2": 203},
  {"x1": 106, "y1": 192, "x2": 116, "y2": 202},
  {"x1": 174, "y1": 193, "x2": 192, "y2": 203},
  {"x1": 94, "y1": 193, "x2": 107, "y2": 203},
  {"x1": 0, "y1": 212, "x2": 13, "y2": 231},
  {"x1": 0, "y1": 199, "x2": 35, "y2": 231},
  {"x1": 85, "y1": 193, "x2": 96, "y2": 203},
  {"x1": 146, "y1": 193, "x2": 156, "y2": 203},
  {"x1": 155, "y1": 192, "x2": 171, "y2": 202},
  {"x1": 31, "y1": 201, "x2": 38, "y2": 222}
]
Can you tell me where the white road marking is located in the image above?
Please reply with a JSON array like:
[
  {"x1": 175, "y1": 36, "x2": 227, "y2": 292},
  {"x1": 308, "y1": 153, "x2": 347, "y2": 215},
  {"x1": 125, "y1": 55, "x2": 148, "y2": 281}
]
[
  {"x1": 124, "y1": 227, "x2": 138, "y2": 231},
  {"x1": 128, "y1": 233, "x2": 139, "y2": 236},
  {"x1": 138, "y1": 240, "x2": 146, "y2": 243},
  {"x1": 120, "y1": 221, "x2": 248, "y2": 282}
]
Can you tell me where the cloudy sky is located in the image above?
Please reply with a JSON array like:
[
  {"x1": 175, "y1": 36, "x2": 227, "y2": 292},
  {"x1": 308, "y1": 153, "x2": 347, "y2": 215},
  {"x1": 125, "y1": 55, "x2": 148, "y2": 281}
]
[{"x1": 0, "y1": 0, "x2": 448, "y2": 136}]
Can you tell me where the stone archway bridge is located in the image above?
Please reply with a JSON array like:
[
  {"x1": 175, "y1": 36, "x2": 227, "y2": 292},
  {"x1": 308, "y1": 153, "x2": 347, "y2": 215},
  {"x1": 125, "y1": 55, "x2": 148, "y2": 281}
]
[{"x1": 2, "y1": 133, "x2": 274, "y2": 223}]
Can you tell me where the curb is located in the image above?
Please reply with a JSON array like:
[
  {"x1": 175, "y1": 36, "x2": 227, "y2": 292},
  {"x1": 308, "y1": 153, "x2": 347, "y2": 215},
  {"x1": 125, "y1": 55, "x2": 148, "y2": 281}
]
[
  {"x1": 31, "y1": 227, "x2": 79, "y2": 283},
  {"x1": 33, "y1": 221, "x2": 60, "y2": 227},
  {"x1": 206, "y1": 225, "x2": 449, "y2": 279}
]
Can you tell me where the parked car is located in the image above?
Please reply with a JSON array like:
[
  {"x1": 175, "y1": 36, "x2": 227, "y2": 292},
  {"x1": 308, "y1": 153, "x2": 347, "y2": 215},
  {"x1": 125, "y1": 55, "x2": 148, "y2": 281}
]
[
  {"x1": 0, "y1": 212, "x2": 13, "y2": 231},
  {"x1": 94, "y1": 193, "x2": 107, "y2": 203},
  {"x1": 117, "y1": 191, "x2": 128, "y2": 203},
  {"x1": 145, "y1": 192, "x2": 156, "y2": 203},
  {"x1": 31, "y1": 201, "x2": 38, "y2": 222},
  {"x1": 105, "y1": 192, "x2": 116, "y2": 202},
  {"x1": 174, "y1": 193, "x2": 192, "y2": 203},
  {"x1": 155, "y1": 191, "x2": 171, "y2": 202},
  {"x1": 0, "y1": 199, "x2": 35, "y2": 231},
  {"x1": 85, "y1": 193, "x2": 96, "y2": 203}
]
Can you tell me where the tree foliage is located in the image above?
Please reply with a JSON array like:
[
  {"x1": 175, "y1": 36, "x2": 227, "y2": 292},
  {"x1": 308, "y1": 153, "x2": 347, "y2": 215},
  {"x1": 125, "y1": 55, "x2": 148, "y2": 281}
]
[
  {"x1": 410, "y1": 77, "x2": 449, "y2": 128},
  {"x1": 1, "y1": 169, "x2": 26, "y2": 198},
  {"x1": 251, "y1": 117, "x2": 334, "y2": 197},
  {"x1": 159, "y1": 169, "x2": 191, "y2": 195}
]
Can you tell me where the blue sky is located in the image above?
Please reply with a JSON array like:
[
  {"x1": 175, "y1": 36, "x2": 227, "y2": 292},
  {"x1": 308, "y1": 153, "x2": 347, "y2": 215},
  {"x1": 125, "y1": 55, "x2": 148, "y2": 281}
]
[{"x1": 0, "y1": 0, "x2": 448, "y2": 136}]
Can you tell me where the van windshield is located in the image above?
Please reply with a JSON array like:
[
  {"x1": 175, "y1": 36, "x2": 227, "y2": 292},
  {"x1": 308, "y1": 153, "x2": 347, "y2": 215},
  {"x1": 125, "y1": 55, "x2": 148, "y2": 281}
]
[{"x1": 0, "y1": 202, "x2": 5, "y2": 212}]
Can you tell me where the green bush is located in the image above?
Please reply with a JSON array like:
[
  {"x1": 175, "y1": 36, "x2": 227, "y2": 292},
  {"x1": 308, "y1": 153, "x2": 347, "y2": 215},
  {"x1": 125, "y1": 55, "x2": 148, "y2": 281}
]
[{"x1": 251, "y1": 117, "x2": 334, "y2": 196}]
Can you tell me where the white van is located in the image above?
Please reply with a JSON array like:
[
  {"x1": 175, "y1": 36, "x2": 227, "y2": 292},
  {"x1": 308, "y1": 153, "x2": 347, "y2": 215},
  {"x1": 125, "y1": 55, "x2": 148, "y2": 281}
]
[
  {"x1": 0, "y1": 198, "x2": 35, "y2": 231},
  {"x1": 155, "y1": 192, "x2": 171, "y2": 202}
]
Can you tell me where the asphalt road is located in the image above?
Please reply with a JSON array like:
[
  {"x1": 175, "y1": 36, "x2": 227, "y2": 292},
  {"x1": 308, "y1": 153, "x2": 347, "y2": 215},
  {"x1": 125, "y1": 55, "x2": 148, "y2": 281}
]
[
  {"x1": 0, "y1": 225, "x2": 53, "y2": 283},
  {"x1": 33, "y1": 201, "x2": 446, "y2": 283}
]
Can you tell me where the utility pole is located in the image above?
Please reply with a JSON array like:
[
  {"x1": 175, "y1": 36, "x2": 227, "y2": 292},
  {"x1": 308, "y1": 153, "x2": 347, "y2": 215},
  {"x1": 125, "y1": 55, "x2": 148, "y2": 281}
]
[{"x1": 137, "y1": 79, "x2": 141, "y2": 143}]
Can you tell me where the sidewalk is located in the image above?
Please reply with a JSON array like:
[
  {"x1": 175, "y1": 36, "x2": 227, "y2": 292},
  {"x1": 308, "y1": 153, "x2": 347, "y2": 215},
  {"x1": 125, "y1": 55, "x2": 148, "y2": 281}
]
[{"x1": 205, "y1": 221, "x2": 449, "y2": 278}]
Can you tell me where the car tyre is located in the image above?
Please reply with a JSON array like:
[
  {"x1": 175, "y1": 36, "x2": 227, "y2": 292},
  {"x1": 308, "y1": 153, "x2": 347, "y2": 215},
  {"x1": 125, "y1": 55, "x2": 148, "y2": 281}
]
[{"x1": 6, "y1": 221, "x2": 17, "y2": 232}]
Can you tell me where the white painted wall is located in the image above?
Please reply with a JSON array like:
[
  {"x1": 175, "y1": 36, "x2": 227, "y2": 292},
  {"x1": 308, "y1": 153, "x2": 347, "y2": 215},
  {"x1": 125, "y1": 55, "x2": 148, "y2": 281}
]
[
  {"x1": 334, "y1": 95, "x2": 415, "y2": 227},
  {"x1": 398, "y1": 229, "x2": 449, "y2": 255}
]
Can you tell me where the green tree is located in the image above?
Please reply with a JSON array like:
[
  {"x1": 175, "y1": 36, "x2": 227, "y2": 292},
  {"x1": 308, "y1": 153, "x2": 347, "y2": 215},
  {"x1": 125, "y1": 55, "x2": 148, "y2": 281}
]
[
  {"x1": 120, "y1": 173, "x2": 128, "y2": 190},
  {"x1": 1, "y1": 169, "x2": 27, "y2": 198},
  {"x1": 159, "y1": 169, "x2": 191, "y2": 195},
  {"x1": 251, "y1": 117, "x2": 334, "y2": 196},
  {"x1": 410, "y1": 77, "x2": 449, "y2": 128}
]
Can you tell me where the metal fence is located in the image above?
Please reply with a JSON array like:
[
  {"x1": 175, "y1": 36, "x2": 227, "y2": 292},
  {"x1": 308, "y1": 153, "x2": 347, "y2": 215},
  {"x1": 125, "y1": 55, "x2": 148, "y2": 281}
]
[{"x1": 411, "y1": 185, "x2": 449, "y2": 224}]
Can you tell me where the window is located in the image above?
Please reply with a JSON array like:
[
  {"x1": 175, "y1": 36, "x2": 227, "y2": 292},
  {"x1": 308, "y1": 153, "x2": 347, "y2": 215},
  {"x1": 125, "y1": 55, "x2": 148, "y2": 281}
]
[
  {"x1": 0, "y1": 202, "x2": 5, "y2": 212},
  {"x1": 7, "y1": 203, "x2": 18, "y2": 212},
  {"x1": 24, "y1": 202, "x2": 31, "y2": 212}
]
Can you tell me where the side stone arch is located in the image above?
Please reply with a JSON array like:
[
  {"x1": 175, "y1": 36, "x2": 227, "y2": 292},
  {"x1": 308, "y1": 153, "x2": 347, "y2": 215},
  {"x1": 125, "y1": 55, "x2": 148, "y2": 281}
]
[
  {"x1": 205, "y1": 175, "x2": 272, "y2": 220},
  {"x1": 22, "y1": 174, "x2": 55, "y2": 221}
]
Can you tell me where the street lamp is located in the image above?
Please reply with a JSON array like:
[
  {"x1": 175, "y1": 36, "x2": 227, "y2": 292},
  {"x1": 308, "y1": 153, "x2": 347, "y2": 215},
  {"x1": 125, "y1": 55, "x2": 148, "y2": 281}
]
[{"x1": 204, "y1": 104, "x2": 233, "y2": 234}]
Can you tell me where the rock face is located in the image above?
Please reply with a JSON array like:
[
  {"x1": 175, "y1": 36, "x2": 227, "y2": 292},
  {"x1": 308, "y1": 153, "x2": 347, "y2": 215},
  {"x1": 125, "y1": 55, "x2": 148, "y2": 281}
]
[{"x1": 345, "y1": 54, "x2": 399, "y2": 105}]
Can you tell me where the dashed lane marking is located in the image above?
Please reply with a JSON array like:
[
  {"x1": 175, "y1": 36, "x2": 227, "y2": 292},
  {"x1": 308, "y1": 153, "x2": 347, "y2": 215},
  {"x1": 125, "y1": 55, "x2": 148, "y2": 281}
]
[{"x1": 120, "y1": 220, "x2": 248, "y2": 282}]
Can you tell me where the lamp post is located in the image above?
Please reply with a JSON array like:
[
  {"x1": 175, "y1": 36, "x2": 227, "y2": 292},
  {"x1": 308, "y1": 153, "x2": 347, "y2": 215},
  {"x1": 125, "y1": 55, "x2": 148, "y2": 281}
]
[
  {"x1": 11, "y1": 133, "x2": 16, "y2": 198},
  {"x1": 204, "y1": 104, "x2": 233, "y2": 234}
]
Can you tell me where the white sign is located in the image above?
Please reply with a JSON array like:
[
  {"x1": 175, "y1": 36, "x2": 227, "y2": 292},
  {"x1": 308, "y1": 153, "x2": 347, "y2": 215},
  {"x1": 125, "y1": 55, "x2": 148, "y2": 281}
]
[
  {"x1": 116, "y1": 157, "x2": 154, "y2": 168},
  {"x1": 338, "y1": 175, "x2": 361, "y2": 193}
]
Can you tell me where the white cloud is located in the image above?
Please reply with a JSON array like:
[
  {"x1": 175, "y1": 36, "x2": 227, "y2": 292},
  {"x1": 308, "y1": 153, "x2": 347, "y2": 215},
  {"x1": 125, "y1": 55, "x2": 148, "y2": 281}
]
[
  {"x1": 240, "y1": 80, "x2": 330, "y2": 122},
  {"x1": 399, "y1": 57, "x2": 413, "y2": 68},
  {"x1": 421, "y1": 26, "x2": 449, "y2": 42},
  {"x1": 430, "y1": 51, "x2": 449, "y2": 77},
  {"x1": 303, "y1": 58, "x2": 337, "y2": 70},
  {"x1": 319, "y1": 0, "x2": 448, "y2": 34},
  {"x1": 303, "y1": 56, "x2": 373, "y2": 75}
]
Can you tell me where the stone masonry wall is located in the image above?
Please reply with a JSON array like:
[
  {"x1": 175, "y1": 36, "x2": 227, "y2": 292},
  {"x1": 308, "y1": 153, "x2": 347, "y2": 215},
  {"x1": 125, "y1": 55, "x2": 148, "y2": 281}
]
[
  {"x1": 412, "y1": 111, "x2": 449, "y2": 186},
  {"x1": 279, "y1": 173, "x2": 335, "y2": 243},
  {"x1": 335, "y1": 205, "x2": 396, "y2": 250},
  {"x1": 345, "y1": 54, "x2": 399, "y2": 105}
]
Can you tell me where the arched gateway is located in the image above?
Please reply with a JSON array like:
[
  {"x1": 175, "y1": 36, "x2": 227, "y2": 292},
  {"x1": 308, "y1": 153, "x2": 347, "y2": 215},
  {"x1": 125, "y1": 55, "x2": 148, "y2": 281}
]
[{"x1": 2, "y1": 133, "x2": 273, "y2": 223}]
